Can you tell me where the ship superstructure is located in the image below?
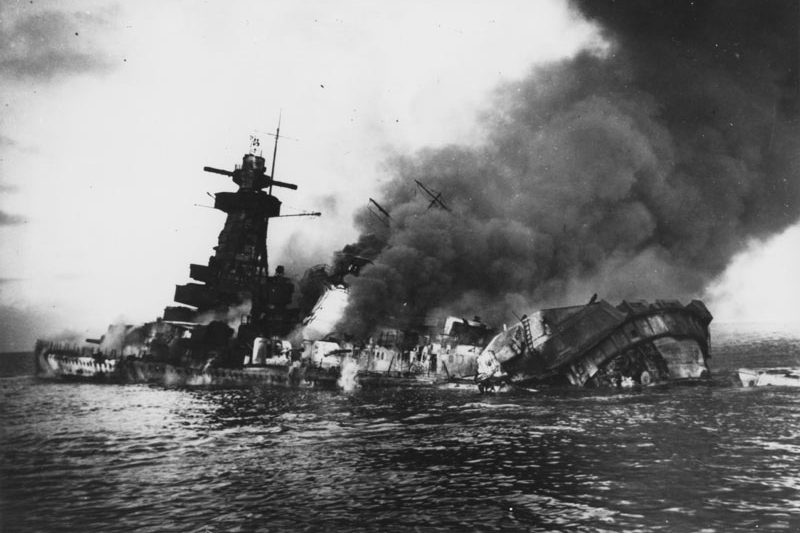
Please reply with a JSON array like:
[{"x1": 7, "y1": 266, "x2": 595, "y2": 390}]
[
  {"x1": 34, "y1": 131, "x2": 341, "y2": 387},
  {"x1": 163, "y1": 136, "x2": 299, "y2": 363}
]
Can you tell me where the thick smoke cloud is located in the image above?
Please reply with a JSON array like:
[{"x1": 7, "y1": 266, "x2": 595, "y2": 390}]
[{"x1": 336, "y1": 0, "x2": 800, "y2": 338}]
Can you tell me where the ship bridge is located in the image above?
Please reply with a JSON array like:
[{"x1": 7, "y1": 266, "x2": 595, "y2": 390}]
[{"x1": 163, "y1": 147, "x2": 299, "y2": 339}]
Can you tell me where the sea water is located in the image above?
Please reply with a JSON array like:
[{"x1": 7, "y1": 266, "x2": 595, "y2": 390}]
[{"x1": 1, "y1": 323, "x2": 799, "y2": 532}]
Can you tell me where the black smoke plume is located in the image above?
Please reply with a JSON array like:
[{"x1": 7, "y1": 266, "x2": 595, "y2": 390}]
[{"x1": 337, "y1": 0, "x2": 800, "y2": 338}]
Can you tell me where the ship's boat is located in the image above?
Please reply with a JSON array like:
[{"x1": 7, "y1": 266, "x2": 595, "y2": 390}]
[
  {"x1": 738, "y1": 367, "x2": 800, "y2": 387},
  {"x1": 35, "y1": 133, "x2": 342, "y2": 388},
  {"x1": 478, "y1": 299, "x2": 713, "y2": 388}
]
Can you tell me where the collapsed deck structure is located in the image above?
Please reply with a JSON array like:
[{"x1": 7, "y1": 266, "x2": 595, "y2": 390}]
[{"x1": 480, "y1": 299, "x2": 713, "y2": 388}]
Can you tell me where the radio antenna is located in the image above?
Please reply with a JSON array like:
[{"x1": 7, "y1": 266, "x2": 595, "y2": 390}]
[{"x1": 269, "y1": 112, "x2": 282, "y2": 194}]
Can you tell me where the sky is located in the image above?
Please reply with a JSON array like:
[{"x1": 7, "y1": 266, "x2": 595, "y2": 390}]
[{"x1": 0, "y1": 0, "x2": 797, "y2": 351}]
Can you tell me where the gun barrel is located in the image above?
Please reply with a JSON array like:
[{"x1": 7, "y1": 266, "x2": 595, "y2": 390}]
[
  {"x1": 203, "y1": 166, "x2": 234, "y2": 177},
  {"x1": 268, "y1": 179, "x2": 298, "y2": 190}
]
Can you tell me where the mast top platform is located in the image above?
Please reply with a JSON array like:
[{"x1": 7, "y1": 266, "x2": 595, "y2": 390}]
[{"x1": 203, "y1": 153, "x2": 297, "y2": 192}]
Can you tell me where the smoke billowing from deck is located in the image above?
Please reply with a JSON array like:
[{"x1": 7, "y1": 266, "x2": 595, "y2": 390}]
[{"x1": 334, "y1": 0, "x2": 800, "y2": 338}]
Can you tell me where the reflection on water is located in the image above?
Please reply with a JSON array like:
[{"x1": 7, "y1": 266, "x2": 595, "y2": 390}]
[{"x1": 1, "y1": 324, "x2": 799, "y2": 532}]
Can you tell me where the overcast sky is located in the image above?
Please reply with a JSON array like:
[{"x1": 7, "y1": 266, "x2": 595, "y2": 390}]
[{"x1": 0, "y1": 0, "x2": 797, "y2": 351}]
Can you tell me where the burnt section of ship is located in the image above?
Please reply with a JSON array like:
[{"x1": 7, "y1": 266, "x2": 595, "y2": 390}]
[
  {"x1": 164, "y1": 138, "x2": 301, "y2": 367},
  {"x1": 481, "y1": 298, "x2": 713, "y2": 389},
  {"x1": 355, "y1": 315, "x2": 496, "y2": 388}
]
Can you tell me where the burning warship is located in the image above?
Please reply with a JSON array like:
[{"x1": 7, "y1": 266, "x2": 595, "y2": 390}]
[{"x1": 35, "y1": 130, "x2": 714, "y2": 391}]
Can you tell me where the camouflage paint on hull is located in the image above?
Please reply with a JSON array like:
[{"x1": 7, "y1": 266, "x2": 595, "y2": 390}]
[{"x1": 34, "y1": 342, "x2": 339, "y2": 389}]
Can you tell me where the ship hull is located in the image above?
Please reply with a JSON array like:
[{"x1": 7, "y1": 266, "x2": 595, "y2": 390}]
[
  {"x1": 34, "y1": 343, "x2": 339, "y2": 388},
  {"x1": 355, "y1": 371, "x2": 442, "y2": 389},
  {"x1": 33, "y1": 342, "x2": 475, "y2": 390}
]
